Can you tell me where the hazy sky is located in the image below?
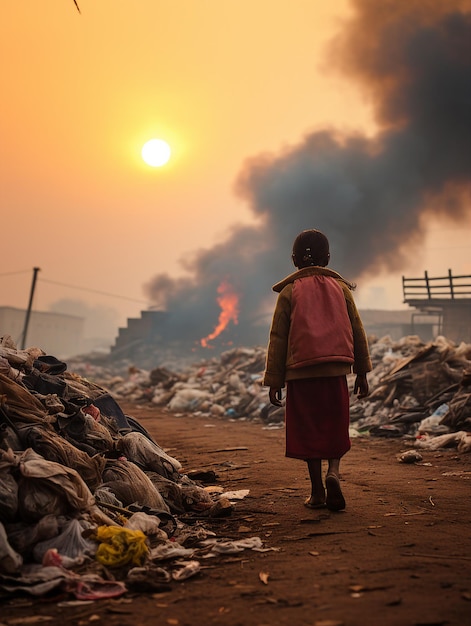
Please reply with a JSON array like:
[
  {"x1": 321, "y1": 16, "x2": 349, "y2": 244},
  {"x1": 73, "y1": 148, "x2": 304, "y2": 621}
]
[{"x1": 1, "y1": 0, "x2": 470, "y2": 346}]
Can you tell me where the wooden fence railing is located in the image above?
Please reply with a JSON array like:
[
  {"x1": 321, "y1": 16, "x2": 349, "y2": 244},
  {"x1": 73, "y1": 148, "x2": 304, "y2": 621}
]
[{"x1": 402, "y1": 270, "x2": 471, "y2": 302}]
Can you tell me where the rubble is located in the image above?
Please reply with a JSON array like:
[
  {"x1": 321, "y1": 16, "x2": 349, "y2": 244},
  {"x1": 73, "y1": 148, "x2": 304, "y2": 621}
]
[
  {"x1": 1, "y1": 331, "x2": 470, "y2": 600},
  {"x1": 349, "y1": 335, "x2": 471, "y2": 443},
  {"x1": 69, "y1": 335, "x2": 471, "y2": 451},
  {"x1": 0, "y1": 335, "x2": 263, "y2": 599}
]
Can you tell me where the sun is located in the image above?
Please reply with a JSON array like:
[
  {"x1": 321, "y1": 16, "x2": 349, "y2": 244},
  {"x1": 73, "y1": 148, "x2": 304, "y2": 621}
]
[{"x1": 141, "y1": 138, "x2": 171, "y2": 167}]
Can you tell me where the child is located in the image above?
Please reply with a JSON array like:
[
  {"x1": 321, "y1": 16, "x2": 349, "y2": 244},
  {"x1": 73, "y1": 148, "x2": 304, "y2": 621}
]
[{"x1": 263, "y1": 229, "x2": 371, "y2": 511}]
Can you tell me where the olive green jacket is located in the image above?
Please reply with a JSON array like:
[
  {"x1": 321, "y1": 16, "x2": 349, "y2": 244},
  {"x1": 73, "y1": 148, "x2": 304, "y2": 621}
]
[{"x1": 263, "y1": 266, "x2": 372, "y2": 389}]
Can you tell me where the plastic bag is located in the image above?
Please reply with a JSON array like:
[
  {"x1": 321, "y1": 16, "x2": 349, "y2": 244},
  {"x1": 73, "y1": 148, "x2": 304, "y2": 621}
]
[
  {"x1": 33, "y1": 518, "x2": 96, "y2": 563},
  {"x1": 118, "y1": 431, "x2": 182, "y2": 480},
  {"x1": 101, "y1": 459, "x2": 169, "y2": 512},
  {"x1": 93, "y1": 525, "x2": 149, "y2": 567},
  {"x1": 0, "y1": 521, "x2": 22, "y2": 574},
  {"x1": 125, "y1": 512, "x2": 168, "y2": 543}
]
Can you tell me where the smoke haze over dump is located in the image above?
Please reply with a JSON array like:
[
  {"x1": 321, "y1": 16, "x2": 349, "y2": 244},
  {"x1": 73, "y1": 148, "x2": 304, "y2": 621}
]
[{"x1": 144, "y1": 0, "x2": 471, "y2": 348}]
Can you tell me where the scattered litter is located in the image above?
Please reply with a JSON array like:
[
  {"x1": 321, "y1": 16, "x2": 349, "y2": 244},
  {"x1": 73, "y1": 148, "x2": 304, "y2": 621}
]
[
  {"x1": 220, "y1": 489, "x2": 250, "y2": 501},
  {"x1": 442, "y1": 470, "x2": 471, "y2": 477},
  {"x1": 259, "y1": 570, "x2": 269, "y2": 584},
  {"x1": 1, "y1": 331, "x2": 470, "y2": 604},
  {"x1": 66, "y1": 335, "x2": 471, "y2": 453},
  {"x1": 398, "y1": 450, "x2": 423, "y2": 464},
  {"x1": 0, "y1": 336, "x2": 274, "y2": 602},
  {"x1": 170, "y1": 560, "x2": 201, "y2": 581},
  {"x1": 200, "y1": 536, "x2": 272, "y2": 554}
]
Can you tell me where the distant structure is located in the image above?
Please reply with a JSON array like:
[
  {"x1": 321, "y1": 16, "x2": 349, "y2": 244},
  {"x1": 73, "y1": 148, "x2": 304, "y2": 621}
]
[
  {"x1": 109, "y1": 272, "x2": 471, "y2": 362},
  {"x1": 0, "y1": 307, "x2": 84, "y2": 358},
  {"x1": 112, "y1": 310, "x2": 168, "y2": 357},
  {"x1": 111, "y1": 307, "x2": 430, "y2": 361},
  {"x1": 402, "y1": 270, "x2": 471, "y2": 343},
  {"x1": 357, "y1": 309, "x2": 421, "y2": 341}
]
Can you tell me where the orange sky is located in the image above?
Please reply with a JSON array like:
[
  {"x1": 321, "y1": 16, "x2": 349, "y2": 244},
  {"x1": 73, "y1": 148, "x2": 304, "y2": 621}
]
[{"x1": 1, "y1": 0, "x2": 469, "y2": 347}]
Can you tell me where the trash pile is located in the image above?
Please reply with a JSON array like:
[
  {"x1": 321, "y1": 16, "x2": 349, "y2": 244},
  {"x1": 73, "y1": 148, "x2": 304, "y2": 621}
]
[
  {"x1": 1, "y1": 331, "x2": 470, "y2": 598},
  {"x1": 351, "y1": 334, "x2": 471, "y2": 452},
  {"x1": 72, "y1": 346, "x2": 269, "y2": 423},
  {"x1": 0, "y1": 335, "x2": 272, "y2": 599},
  {"x1": 69, "y1": 335, "x2": 471, "y2": 453}
]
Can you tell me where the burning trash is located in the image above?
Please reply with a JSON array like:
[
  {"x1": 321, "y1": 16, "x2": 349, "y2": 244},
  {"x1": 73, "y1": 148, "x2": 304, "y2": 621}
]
[{"x1": 201, "y1": 280, "x2": 240, "y2": 348}]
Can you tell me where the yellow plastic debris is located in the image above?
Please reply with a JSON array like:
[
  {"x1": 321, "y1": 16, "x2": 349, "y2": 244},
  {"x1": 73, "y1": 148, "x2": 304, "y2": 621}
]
[{"x1": 93, "y1": 525, "x2": 149, "y2": 567}]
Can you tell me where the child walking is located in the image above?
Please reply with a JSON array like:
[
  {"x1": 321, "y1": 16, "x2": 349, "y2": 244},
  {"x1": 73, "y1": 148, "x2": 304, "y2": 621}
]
[{"x1": 263, "y1": 229, "x2": 371, "y2": 511}]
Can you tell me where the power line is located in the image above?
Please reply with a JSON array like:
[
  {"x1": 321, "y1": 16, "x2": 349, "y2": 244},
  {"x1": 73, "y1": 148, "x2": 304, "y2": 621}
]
[
  {"x1": 39, "y1": 278, "x2": 151, "y2": 305},
  {"x1": 0, "y1": 269, "x2": 32, "y2": 277},
  {"x1": 1, "y1": 270, "x2": 152, "y2": 306}
]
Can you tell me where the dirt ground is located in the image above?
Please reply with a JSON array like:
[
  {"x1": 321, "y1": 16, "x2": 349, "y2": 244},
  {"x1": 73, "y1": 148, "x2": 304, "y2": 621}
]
[{"x1": 2, "y1": 402, "x2": 471, "y2": 626}]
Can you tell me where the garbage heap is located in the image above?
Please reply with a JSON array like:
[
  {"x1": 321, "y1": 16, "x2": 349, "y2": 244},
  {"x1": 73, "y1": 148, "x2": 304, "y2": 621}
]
[
  {"x1": 69, "y1": 335, "x2": 471, "y2": 453},
  {"x1": 0, "y1": 335, "x2": 271, "y2": 598},
  {"x1": 352, "y1": 334, "x2": 471, "y2": 452}
]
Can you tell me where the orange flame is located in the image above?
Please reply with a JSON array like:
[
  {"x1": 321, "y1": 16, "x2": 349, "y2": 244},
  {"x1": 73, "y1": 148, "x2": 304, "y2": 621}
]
[{"x1": 201, "y1": 280, "x2": 239, "y2": 348}]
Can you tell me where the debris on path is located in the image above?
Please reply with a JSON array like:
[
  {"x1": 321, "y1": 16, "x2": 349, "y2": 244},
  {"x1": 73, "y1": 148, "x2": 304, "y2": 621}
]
[
  {"x1": 69, "y1": 334, "x2": 471, "y2": 451},
  {"x1": 0, "y1": 335, "x2": 261, "y2": 599},
  {"x1": 1, "y1": 331, "x2": 470, "y2": 602}
]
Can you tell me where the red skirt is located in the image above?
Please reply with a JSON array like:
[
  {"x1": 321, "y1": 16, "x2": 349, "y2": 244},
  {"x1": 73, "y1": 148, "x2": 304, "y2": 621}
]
[{"x1": 285, "y1": 376, "x2": 351, "y2": 460}]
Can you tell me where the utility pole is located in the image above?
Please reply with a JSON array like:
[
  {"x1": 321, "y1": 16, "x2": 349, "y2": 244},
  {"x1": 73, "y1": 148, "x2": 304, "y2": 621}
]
[{"x1": 21, "y1": 267, "x2": 40, "y2": 349}]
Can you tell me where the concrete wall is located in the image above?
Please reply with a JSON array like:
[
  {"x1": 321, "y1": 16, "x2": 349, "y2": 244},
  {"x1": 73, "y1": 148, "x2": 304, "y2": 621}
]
[
  {"x1": 0, "y1": 307, "x2": 84, "y2": 358},
  {"x1": 442, "y1": 302, "x2": 471, "y2": 343}
]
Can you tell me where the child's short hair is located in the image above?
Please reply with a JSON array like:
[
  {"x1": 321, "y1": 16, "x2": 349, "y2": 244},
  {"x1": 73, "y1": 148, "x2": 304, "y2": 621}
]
[{"x1": 292, "y1": 229, "x2": 330, "y2": 267}]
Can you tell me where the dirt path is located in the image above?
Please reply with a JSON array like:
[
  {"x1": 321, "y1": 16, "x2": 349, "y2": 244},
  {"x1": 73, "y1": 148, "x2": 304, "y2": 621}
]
[{"x1": 2, "y1": 403, "x2": 471, "y2": 626}]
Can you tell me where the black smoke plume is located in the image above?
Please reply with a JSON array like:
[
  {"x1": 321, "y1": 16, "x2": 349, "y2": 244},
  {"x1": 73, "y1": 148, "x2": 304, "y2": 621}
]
[{"x1": 144, "y1": 0, "x2": 471, "y2": 350}]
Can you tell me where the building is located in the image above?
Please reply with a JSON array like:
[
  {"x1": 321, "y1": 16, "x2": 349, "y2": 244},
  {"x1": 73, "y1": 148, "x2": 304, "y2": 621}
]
[
  {"x1": 357, "y1": 309, "x2": 428, "y2": 341},
  {"x1": 0, "y1": 306, "x2": 84, "y2": 358},
  {"x1": 111, "y1": 310, "x2": 168, "y2": 357},
  {"x1": 402, "y1": 270, "x2": 471, "y2": 343}
]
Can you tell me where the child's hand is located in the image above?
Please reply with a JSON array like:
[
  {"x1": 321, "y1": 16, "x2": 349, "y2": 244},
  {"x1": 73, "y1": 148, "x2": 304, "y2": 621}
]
[
  {"x1": 354, "y1": 374, "x2": 369, "y2": 399},
  {"x1": 269, "y1": 387, "x2": 283, "y2": 406}
]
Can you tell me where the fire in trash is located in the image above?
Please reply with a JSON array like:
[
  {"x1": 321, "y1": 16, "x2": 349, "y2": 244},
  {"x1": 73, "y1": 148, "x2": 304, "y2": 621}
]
[{"x1": 200, "y1": 280, "x2": 240, "y2": 348}]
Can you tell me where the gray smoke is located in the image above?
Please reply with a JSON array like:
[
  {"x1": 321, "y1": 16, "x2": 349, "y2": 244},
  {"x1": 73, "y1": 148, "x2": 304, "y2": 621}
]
[{"x1": 144, "y1": 0, "x2": 471, "y2": 350}]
